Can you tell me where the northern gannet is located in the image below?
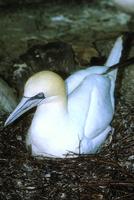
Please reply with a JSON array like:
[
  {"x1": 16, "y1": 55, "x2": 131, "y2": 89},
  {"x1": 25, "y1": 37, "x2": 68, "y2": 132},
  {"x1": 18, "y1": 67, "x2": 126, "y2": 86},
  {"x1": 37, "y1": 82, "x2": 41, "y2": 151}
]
[{"x1": 5, "y1": 37, "x2": 123, "y2": 158}]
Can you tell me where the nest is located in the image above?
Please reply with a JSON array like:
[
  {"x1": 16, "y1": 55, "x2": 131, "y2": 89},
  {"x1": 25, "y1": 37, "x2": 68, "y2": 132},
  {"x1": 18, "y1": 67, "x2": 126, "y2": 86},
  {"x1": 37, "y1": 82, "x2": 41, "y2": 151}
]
[{"x1": 0, "y1": 97, "x2": 133, "y2": 200}]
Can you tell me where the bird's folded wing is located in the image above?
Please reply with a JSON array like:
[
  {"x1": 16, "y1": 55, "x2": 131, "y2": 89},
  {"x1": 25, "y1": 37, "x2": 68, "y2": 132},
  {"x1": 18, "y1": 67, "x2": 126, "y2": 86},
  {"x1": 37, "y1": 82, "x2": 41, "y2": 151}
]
[{"x1": 66, "y1": 36, "x2": 123, "y2": 95}]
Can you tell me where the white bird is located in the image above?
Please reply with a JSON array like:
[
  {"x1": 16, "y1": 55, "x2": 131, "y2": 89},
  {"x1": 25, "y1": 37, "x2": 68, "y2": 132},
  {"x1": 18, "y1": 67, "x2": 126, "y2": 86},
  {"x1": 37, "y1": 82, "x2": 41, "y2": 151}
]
[
  {"x1": 113, "y1": 0, "x2": 134, "y2": 14},
  {"x1": 5, "y1": 37, "x2": 123, "y2": 158}
]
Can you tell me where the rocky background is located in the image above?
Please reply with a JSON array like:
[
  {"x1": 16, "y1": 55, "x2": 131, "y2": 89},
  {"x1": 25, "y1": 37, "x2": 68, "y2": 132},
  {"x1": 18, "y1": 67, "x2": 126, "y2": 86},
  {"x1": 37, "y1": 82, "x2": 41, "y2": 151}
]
[{"x1": 0, "y1": 0, "x2": 134, "y2": 199}]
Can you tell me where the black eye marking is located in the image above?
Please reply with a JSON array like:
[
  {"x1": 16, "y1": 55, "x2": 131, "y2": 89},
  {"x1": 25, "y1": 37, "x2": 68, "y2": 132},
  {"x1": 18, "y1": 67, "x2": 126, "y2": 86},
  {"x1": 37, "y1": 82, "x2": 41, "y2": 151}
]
[{"x1": 24, "y1": 92, "x2": 45, "y2": 100}]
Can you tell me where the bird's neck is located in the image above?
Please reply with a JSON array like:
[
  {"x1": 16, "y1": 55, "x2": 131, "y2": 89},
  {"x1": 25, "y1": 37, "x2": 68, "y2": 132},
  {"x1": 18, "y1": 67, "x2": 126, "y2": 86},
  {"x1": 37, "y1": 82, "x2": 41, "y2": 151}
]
[
  {"x1": 35, "y1": 95, "x2": 68, "y2": 119},
  {"x1": 30, "y1": 95, "x2": 69, "y2": 137}
]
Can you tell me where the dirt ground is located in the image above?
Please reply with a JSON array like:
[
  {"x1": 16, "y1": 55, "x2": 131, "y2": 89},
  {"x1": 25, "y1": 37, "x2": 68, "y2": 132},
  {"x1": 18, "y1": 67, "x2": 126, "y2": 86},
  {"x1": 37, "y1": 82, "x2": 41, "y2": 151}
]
[{"x1": 0, "y1": 0, "x2": 134, "y2": 199}]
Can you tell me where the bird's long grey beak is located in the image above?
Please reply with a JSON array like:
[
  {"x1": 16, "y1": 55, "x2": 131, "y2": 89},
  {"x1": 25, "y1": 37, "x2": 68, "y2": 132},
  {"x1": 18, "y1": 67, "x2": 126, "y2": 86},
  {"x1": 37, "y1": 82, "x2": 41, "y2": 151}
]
[{"x1": 4, "y1": 95, "x2": 44, "y2": 126}]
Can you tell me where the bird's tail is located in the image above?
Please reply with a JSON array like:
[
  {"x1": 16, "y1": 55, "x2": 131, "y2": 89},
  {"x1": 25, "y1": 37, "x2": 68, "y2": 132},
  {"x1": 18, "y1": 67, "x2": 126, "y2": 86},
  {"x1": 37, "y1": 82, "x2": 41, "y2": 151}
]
[
  {"x1": 105, "y1": 36, "x2": 123, "y2": 109},
  {"x1": 105, "y1": 36, "x2": 123, "y2": 81}
]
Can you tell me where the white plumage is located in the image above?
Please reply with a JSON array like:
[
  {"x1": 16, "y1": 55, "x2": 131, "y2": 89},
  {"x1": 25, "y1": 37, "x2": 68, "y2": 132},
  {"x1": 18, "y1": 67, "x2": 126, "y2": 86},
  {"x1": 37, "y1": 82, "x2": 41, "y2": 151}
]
[{"x1": 5, "y1": 37, "x2": 123, "y2": 158}]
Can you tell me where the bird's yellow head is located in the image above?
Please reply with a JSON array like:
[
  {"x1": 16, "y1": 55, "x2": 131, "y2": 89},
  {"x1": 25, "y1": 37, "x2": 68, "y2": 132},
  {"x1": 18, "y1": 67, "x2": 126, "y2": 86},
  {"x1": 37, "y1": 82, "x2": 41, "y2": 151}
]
[
  {"x1": 5, "y1": 71, "x2": 66, "y2": 126},
  {"x1": 24, "y1": 71, "x2": 66, "y2": 98}
]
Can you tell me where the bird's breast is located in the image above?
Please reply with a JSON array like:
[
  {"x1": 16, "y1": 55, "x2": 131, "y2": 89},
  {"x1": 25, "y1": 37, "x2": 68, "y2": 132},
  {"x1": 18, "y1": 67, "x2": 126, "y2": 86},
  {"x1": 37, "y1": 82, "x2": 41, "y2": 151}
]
[{"x1": 26, "y1": 108, "x2": 80, "y2": 157}]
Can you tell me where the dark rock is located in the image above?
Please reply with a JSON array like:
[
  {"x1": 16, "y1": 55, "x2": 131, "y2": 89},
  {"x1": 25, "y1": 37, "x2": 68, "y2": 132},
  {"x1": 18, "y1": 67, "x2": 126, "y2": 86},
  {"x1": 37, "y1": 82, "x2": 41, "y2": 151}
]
[
  {"x1": 0, "y1": 77, "x2": 17, "y2": 113},
  {"x1": 13, "y1": 41, "x2": 77, "y2": 95}
]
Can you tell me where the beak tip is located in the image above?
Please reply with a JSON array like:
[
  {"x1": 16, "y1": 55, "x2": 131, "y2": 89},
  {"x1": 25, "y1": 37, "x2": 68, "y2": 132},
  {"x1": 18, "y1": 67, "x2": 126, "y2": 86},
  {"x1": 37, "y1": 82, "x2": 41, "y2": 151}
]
[
  {"x1": 3, "y1": 96, "x2": 38, "y2": 128},
  {"x1": 4, "y1": 120, "x2": 9, "y2": 127},
  {"x1": 4, "y1": 116, "x2": 13, "y2": 127}
]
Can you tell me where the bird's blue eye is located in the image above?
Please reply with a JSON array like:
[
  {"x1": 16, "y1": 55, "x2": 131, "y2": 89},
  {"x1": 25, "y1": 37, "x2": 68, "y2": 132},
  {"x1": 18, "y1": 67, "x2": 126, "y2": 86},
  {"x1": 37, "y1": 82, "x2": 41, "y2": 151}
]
[{"x1": 36, "y1": 92, "x2": 45, "y2": 99}]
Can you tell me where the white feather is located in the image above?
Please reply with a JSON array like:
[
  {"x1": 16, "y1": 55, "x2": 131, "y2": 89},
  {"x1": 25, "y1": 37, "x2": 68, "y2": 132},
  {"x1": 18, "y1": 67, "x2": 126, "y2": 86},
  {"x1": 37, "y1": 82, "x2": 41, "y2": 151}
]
[{"x1": 5, "y1": 37, "x2": 123, "y2": 158}]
